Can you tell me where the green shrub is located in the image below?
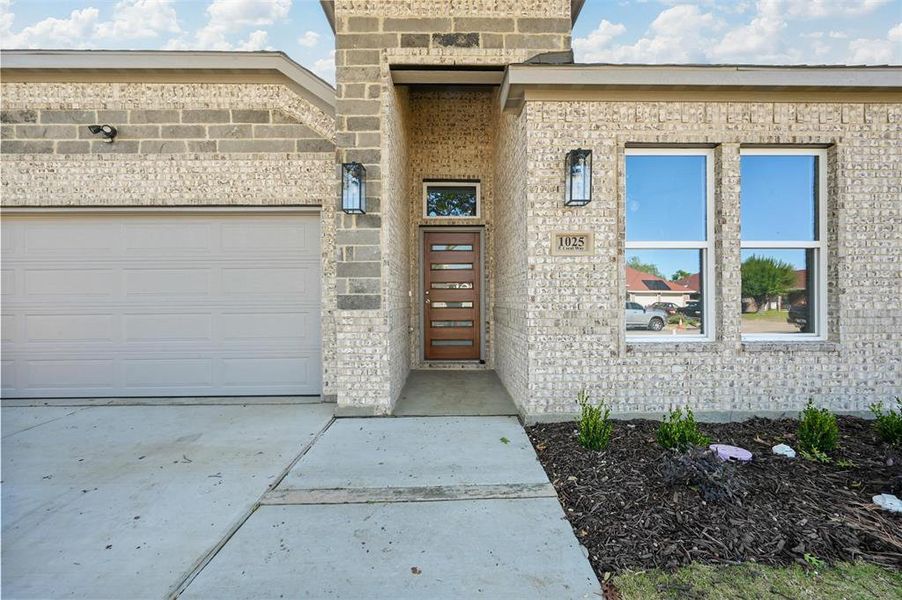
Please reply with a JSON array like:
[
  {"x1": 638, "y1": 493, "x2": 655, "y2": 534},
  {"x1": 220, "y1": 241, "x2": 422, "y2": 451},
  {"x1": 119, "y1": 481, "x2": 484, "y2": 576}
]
[
  {"x1": 797, "y1": 400, "x2": 839, "y2": 455},
  {"x1": 577, "y1": 389, "x2": 613, "y2": 451},
  {"x1": 656, "y1": 407, "x2": 711, "y2": 451},
  {"x1": 870, "y1": 399, "x2": 902, "y2": 446}
]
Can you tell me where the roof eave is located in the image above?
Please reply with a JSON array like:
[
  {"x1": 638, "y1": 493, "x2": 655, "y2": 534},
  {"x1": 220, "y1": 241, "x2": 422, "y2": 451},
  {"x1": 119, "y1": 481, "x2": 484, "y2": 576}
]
[{"x1": 0, "y1": 49, "x2": 336, "y2": 114}]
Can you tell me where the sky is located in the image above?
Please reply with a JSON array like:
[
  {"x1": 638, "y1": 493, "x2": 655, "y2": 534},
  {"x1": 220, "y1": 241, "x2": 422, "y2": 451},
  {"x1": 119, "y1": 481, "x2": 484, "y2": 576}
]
[
  {"x1": 627, "y1": 154, "x2": 817, "y2": 276},
  {"x1": 1, "y1": 0, "x2": 900, "y2": 84}
]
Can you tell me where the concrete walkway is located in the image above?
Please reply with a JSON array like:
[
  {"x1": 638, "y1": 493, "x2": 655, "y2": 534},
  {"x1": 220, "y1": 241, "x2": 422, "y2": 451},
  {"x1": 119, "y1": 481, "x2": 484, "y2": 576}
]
[
  {"x1": 3, "y1": 406, "x2": 599, "y2": 599},
  {"x1": 181, "y1": 417, "x2": 600, "y2": 599}
]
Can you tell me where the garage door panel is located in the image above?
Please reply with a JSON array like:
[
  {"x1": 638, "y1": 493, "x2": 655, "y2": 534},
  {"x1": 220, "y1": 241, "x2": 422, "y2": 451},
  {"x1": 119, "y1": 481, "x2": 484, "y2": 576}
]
[
  {"x1": 25, "y1": 223, "x2": 116, "y2": 255},
  {"x1": 25, "y1": 314, "x2": 114, "y2": 342},
  {"x1": 221, "y1": 312, "x2": 314, "y2": 341},
  {"x1": 221, "y1": 221, "x2": 317, "y2": 254},
  {"x1": 123, "y1": 222, "x2": 213, "y2": 254},
  {"x1": 26, "y1": 359, "x2": 116, "y2": 389},
  {"x1": 123, "y1": 313, "x2": 213, "y2": 342},
  {"x1": 125, "y1": 268, "x2": 212, "y2": 296},
  {"x1": 2, "y1": 212, "x2": 322, "y2": 398},
  {"x1": 25, "y1": 269, "x2": 116, "y2": 297},
  {"x1": 123, "y1": 359, "x2": 214, "y2": 388},
  {"x1": 222, "y1": 267, "x2": 318, "y2": 296}
]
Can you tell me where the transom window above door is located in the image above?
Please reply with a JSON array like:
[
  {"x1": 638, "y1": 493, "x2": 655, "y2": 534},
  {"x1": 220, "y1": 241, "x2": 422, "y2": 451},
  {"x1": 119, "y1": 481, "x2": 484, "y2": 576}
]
[{"x1": 423, "y1": 181, "x2": 480, "y2": 218}]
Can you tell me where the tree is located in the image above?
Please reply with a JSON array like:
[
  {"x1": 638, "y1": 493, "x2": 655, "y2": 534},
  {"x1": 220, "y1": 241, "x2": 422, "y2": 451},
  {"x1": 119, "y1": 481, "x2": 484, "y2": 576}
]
[
  {"x1": 672, "y1": 269, "x2": 692, "y2": 281},
  {"x1": 741, "y1": 255, "x2": 796, "y2": 311},
  {"x1": 627, "y1": 256, "x2": 663, "y2": 278}
]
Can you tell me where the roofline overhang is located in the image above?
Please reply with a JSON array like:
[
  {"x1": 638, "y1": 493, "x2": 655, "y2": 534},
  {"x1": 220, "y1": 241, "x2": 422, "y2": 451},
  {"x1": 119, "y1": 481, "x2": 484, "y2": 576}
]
[
  {"x1": 500, "y1": 63, "x2": 902, "y2": 111},
  {"x1": 0, "y1": 49, "x2": 336, "y2": 114}
]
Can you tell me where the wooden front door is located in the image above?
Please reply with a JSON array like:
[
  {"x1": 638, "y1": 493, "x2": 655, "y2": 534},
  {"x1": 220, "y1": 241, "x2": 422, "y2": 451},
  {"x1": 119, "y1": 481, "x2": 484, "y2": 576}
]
[{"x1": 423, "y1": 231, "x2": 481, "y2": 360}]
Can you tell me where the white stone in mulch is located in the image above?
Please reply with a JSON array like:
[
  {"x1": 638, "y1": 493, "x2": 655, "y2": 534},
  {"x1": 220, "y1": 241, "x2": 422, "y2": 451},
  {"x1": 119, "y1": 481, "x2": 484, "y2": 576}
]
[
  {"x1": 772, "y1": 443, "x2": 797, "y2": 458},
  {"x1": 710, "y1": 444, "x2": 752, "y2": 462},
  {"x1": 873, "y1": 494, "x2": 902, "y2": 514}
]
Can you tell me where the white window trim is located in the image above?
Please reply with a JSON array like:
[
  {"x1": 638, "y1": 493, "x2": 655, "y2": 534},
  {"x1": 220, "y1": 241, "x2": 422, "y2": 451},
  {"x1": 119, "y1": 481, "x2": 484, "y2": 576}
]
[
  {"x1": 740, "y1": 147, "x2": 828, "y2": 342},
  {"x1": 422, "y1": 181, "x2": 481, "y2": 219},
  {"x1": 625, "y1": 147, "x2": 716, "y2": 343}
]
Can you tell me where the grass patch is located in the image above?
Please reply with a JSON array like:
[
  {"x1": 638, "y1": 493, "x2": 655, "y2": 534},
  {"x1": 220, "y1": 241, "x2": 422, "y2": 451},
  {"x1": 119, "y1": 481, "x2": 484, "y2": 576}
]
[
  {"x1": 740, "y1": 309, "x2": 789, "y2": 322},
  {"x1": 612, "y1": 562, "x2": 902, "y2": 600}
]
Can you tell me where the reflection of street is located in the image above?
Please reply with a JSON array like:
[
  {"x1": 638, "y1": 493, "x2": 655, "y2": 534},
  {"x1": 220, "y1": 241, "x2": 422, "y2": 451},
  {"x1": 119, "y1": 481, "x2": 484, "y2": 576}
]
[
  {"x1": 629, "y1": 324, "x2": 702, "y2": 336},
  {"x1": 741, "y1": 310, "x2": 800, "y2": 334}
]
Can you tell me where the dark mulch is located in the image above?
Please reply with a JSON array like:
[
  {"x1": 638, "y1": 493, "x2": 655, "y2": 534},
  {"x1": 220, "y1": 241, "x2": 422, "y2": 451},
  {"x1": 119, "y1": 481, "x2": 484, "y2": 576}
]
[{"x1": 527, "y1": 416, "x2": 902, "y2": 576}]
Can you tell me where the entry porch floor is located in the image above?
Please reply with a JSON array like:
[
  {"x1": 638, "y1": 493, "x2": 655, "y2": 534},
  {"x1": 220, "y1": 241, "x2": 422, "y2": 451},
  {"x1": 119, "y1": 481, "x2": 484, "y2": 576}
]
[{"x1": 393, "y1": 369, "x2": 518, "y2": 417}]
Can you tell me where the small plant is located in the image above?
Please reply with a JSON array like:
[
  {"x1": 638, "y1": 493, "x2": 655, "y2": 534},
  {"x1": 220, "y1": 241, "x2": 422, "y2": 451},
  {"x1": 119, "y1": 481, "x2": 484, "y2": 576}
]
[
  {"x1": 870, "y1": 399, "x2": 902, "y2": 446},
  {"x1": 577, "y1": 389, "x2": 613, "y2": 451},
  {"x1": 797, "y1": 400, "x2": 839, "y2": 457},
  {"x1": 499, "y1": 436, "x2": 510, "y2": 445},
  {"x1": 799, "y1": 448, "x2": 831, "y2": 464},
  {"x1": 803, "y1": 553, "x2": 826, "y2": 570},
  {"x1": 656, "y1": 407, "x2": 711, "y2": 451}
]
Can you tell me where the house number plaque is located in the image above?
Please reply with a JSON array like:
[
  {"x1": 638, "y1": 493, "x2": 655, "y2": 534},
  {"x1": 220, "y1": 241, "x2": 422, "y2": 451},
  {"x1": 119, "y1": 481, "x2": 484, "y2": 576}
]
[{"x1": 551, "y1": 231, "x2": 594, "y2": 256}]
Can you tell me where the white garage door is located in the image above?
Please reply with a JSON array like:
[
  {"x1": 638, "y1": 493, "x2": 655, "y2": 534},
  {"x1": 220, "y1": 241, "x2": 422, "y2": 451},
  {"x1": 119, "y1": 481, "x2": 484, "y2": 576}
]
[{"x1": 1, "y1": 210, "x2": 322, "y2": 398}]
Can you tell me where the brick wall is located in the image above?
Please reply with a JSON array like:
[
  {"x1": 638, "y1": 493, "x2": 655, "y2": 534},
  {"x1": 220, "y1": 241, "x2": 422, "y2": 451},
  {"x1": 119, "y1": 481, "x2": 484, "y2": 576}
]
[
  {"x1": 521, "y1": 99, "x2": 902, "y2": 420},
  {"x1": 493, "y1": 106, "x2": 529, "y2": 410}
]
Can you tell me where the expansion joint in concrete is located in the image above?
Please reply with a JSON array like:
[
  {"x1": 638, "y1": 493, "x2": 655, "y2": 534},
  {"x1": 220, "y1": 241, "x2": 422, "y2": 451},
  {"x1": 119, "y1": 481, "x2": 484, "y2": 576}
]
[{"x1": 260, "y1": 482, "x2": 557, "y2": 505}]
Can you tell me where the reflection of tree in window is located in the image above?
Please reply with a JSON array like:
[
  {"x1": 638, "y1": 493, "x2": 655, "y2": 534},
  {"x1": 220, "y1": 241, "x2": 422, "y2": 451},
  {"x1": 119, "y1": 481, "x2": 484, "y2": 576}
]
[{"x1": 427, "y1": 187, "x2": 477, "y2": 217}]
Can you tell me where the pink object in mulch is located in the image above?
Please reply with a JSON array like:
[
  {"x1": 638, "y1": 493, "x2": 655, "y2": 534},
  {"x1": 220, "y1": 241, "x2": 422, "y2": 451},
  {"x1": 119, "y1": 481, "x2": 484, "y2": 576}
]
[{"x1": 709, "y1": 444, "x2": 752, "y2": 462}]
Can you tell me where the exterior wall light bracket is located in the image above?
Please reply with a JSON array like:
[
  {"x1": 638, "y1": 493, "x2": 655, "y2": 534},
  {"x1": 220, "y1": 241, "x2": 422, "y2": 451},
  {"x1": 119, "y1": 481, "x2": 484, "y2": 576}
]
[
  {"x1": 341, "y1": 162, "x2": 366, "y2": 214},
  {"x1": 87, "y1": 124, "x2": 117, "y2": 143},
  {"x1": 564, "y1": 148, "x2": 592, "y2": 206}
]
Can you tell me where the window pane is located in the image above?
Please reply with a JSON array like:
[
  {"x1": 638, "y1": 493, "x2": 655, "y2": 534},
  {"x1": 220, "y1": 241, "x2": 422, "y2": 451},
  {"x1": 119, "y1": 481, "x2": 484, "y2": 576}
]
[
  {"x1": 426, "y1": 185, "x2": 478, "y2": 217},
  {"x1": 625, "y1": 249, "x2": 705, "y2": 337},
  {"x1": 431, "y1": 320, "x2": 473, "y2": 328},
  {"x1": 432, "y1": 301, "x2": 473, "y2": 309},
  {"x1": 431, "y1": 282, "x2": 473, "y2": 289},
  {"x1": 741, "y1": 155, "x2": 817, "y2": 241},
  {"x1": 625, "y1": 155, "x2": 706, "y2": 241},
  {"x1": 431, "y1": 339, "x2": 473, "y2": 346},
  {"x1": 431, "y1": 244, "x2": 473, "y2": 251},
  {"x1": 741, "y1": 249, "x2": 814, "y2": 335},
  {"x1": 431, "y1": 263, "x2": 472, "y2": 270}
]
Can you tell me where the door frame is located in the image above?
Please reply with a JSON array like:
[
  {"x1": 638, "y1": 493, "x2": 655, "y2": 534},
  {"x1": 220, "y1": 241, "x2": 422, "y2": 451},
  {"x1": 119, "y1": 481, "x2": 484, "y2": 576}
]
[{"x1": 418, "y1": 225, "x2": 486, "y2": 363}]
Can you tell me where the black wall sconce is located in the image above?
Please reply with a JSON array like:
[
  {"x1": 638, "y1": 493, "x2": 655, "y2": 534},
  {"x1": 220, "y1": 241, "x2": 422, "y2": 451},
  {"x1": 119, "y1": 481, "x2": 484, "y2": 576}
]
[
  {"x1": 341, "y1": 162, "x2": 366, "y2": 214},
  {"x1": 564, "y1": 148, "x2": 592, "y2": 206},
  {"x1": 87, "y1": 124, "x2": 117, "y2": 143}
]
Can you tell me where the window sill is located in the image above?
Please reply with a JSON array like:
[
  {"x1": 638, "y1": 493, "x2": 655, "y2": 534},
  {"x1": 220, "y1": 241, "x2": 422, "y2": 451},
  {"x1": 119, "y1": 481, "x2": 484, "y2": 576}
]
[{"x1": 741, "y1": 340, "x2": 839, "y2": 353}]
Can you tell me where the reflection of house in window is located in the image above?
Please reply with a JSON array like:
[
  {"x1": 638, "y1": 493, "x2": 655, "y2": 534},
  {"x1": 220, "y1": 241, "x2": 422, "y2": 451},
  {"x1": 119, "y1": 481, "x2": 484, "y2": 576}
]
[{"x1": 626, "y1": 267, "x2": 696, "y2": 307}]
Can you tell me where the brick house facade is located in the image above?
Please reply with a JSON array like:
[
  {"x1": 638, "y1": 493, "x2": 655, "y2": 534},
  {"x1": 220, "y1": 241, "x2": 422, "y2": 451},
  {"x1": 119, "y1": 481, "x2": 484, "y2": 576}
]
[{"x1": 1, "y1": 1, "x2": 900, "y2": 421}]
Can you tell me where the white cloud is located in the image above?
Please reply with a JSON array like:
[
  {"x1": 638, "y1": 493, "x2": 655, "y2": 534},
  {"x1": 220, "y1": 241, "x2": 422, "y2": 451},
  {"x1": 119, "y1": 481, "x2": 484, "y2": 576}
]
[
  {"x1": 709, "y1": 0, "x2": 791, "y2": 62},
  {"x1": 573, "y1": 5, "x2": 722, "y2": 63},
  {"x1": 572, "y1": 19, "x2": 627, "y2": 60},
  {"x1": 784, "y1": 0, "x2": 891, "y2": 18},
  {"x1": 0, "y1": 0, "x2": 179, "y2": 48},
  {"x1": 847, "y1": 22, "x2": 902, "y2": 63},
  {"x1": 298, "y1": 30, "x2": 319, "y2": 48},
  {"x1": 235, "y1": 29, "x2": 268, "y2": 51},
  {"x1": 98, "y1": 0, "x2": 180, "y2": 39},
  {"x1": 312, "y1": 49, "x2": 335, "y2": 82},
  {"x1": 164, "y1": 0, "x2": 291, "y2": 51}
]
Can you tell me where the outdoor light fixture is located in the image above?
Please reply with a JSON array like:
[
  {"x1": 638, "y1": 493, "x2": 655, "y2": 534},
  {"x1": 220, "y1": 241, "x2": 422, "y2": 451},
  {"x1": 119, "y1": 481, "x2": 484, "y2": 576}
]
[
  {"x1": 564, "y1": 148, "x2": 592, "y2": 206},
  {"x1": 87, "y1": 124, "x2": 117, "y2": 143},
  {"x1": 341, "y1": 162, "x2": 366, "y2": 214}
]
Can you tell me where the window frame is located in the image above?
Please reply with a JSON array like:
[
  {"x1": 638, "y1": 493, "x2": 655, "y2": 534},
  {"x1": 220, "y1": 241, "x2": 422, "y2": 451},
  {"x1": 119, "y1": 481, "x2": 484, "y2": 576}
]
[
  {"x1": 624, "y1": 147, "x2": 716, "y2": 343},
  {"x1": 422, "y1": 181, "x2": 481, "y2": 220},
  {"x1": 739, "y1": 147, "x2": 828, "y2": 342}
]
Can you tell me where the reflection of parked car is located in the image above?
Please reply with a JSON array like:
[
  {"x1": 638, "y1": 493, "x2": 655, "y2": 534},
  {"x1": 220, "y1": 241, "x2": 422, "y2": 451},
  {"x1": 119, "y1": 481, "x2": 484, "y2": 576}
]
[
  {"x1": 788, "y1": 300, "x2": 808, "y2": 330},
  {"x1": 649, "y1": 302, "x2": 679, "y2": 315},
  {"x1": 679, "y1": 301, "x2": 702, "y2": 318},
  {"x1": 626, "y1": 302, "x2": 667, "y2": 331}
]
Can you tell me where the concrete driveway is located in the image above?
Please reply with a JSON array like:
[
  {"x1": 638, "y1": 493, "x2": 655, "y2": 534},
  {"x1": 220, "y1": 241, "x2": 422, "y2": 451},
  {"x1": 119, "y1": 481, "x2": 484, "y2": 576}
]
[
  {"x1": 1, "y1": 402, "x2": 333, "y2": 599},
  {"x1": 3, "y1": 407, "x2": 599, "y2": 599}
]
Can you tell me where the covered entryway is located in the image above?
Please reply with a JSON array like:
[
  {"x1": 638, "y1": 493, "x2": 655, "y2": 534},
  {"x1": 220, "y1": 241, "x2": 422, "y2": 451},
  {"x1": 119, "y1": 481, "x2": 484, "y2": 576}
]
[{"x1": 1, "y1": 210, "x2": 321, "y2": 398}]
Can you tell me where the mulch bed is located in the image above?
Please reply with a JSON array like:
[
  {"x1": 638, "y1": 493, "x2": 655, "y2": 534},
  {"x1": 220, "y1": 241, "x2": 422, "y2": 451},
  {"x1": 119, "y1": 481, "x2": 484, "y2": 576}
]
[{"x1": 527, "y1": 417, "x2": 902, "y2": 577}]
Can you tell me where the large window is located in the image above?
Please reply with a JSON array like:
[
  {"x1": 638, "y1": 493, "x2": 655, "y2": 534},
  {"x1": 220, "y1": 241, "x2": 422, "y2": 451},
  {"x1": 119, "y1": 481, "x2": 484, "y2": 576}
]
[
  {"x1": 423, "y1": 181, "x2": 480, "y2": 218},
  {"x1": 624, "y1": 148, "x2": 714, "y2": 340},
  {"x1": 740, "y1": 148, "x2": 827, "y2": 339}
]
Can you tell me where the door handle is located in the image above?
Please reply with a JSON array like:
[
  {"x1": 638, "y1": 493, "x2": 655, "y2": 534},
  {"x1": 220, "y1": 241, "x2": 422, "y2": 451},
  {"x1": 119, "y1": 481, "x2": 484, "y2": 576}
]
[{"x1": 425, "y1": 298, "x2": 430, "y2": 304}]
